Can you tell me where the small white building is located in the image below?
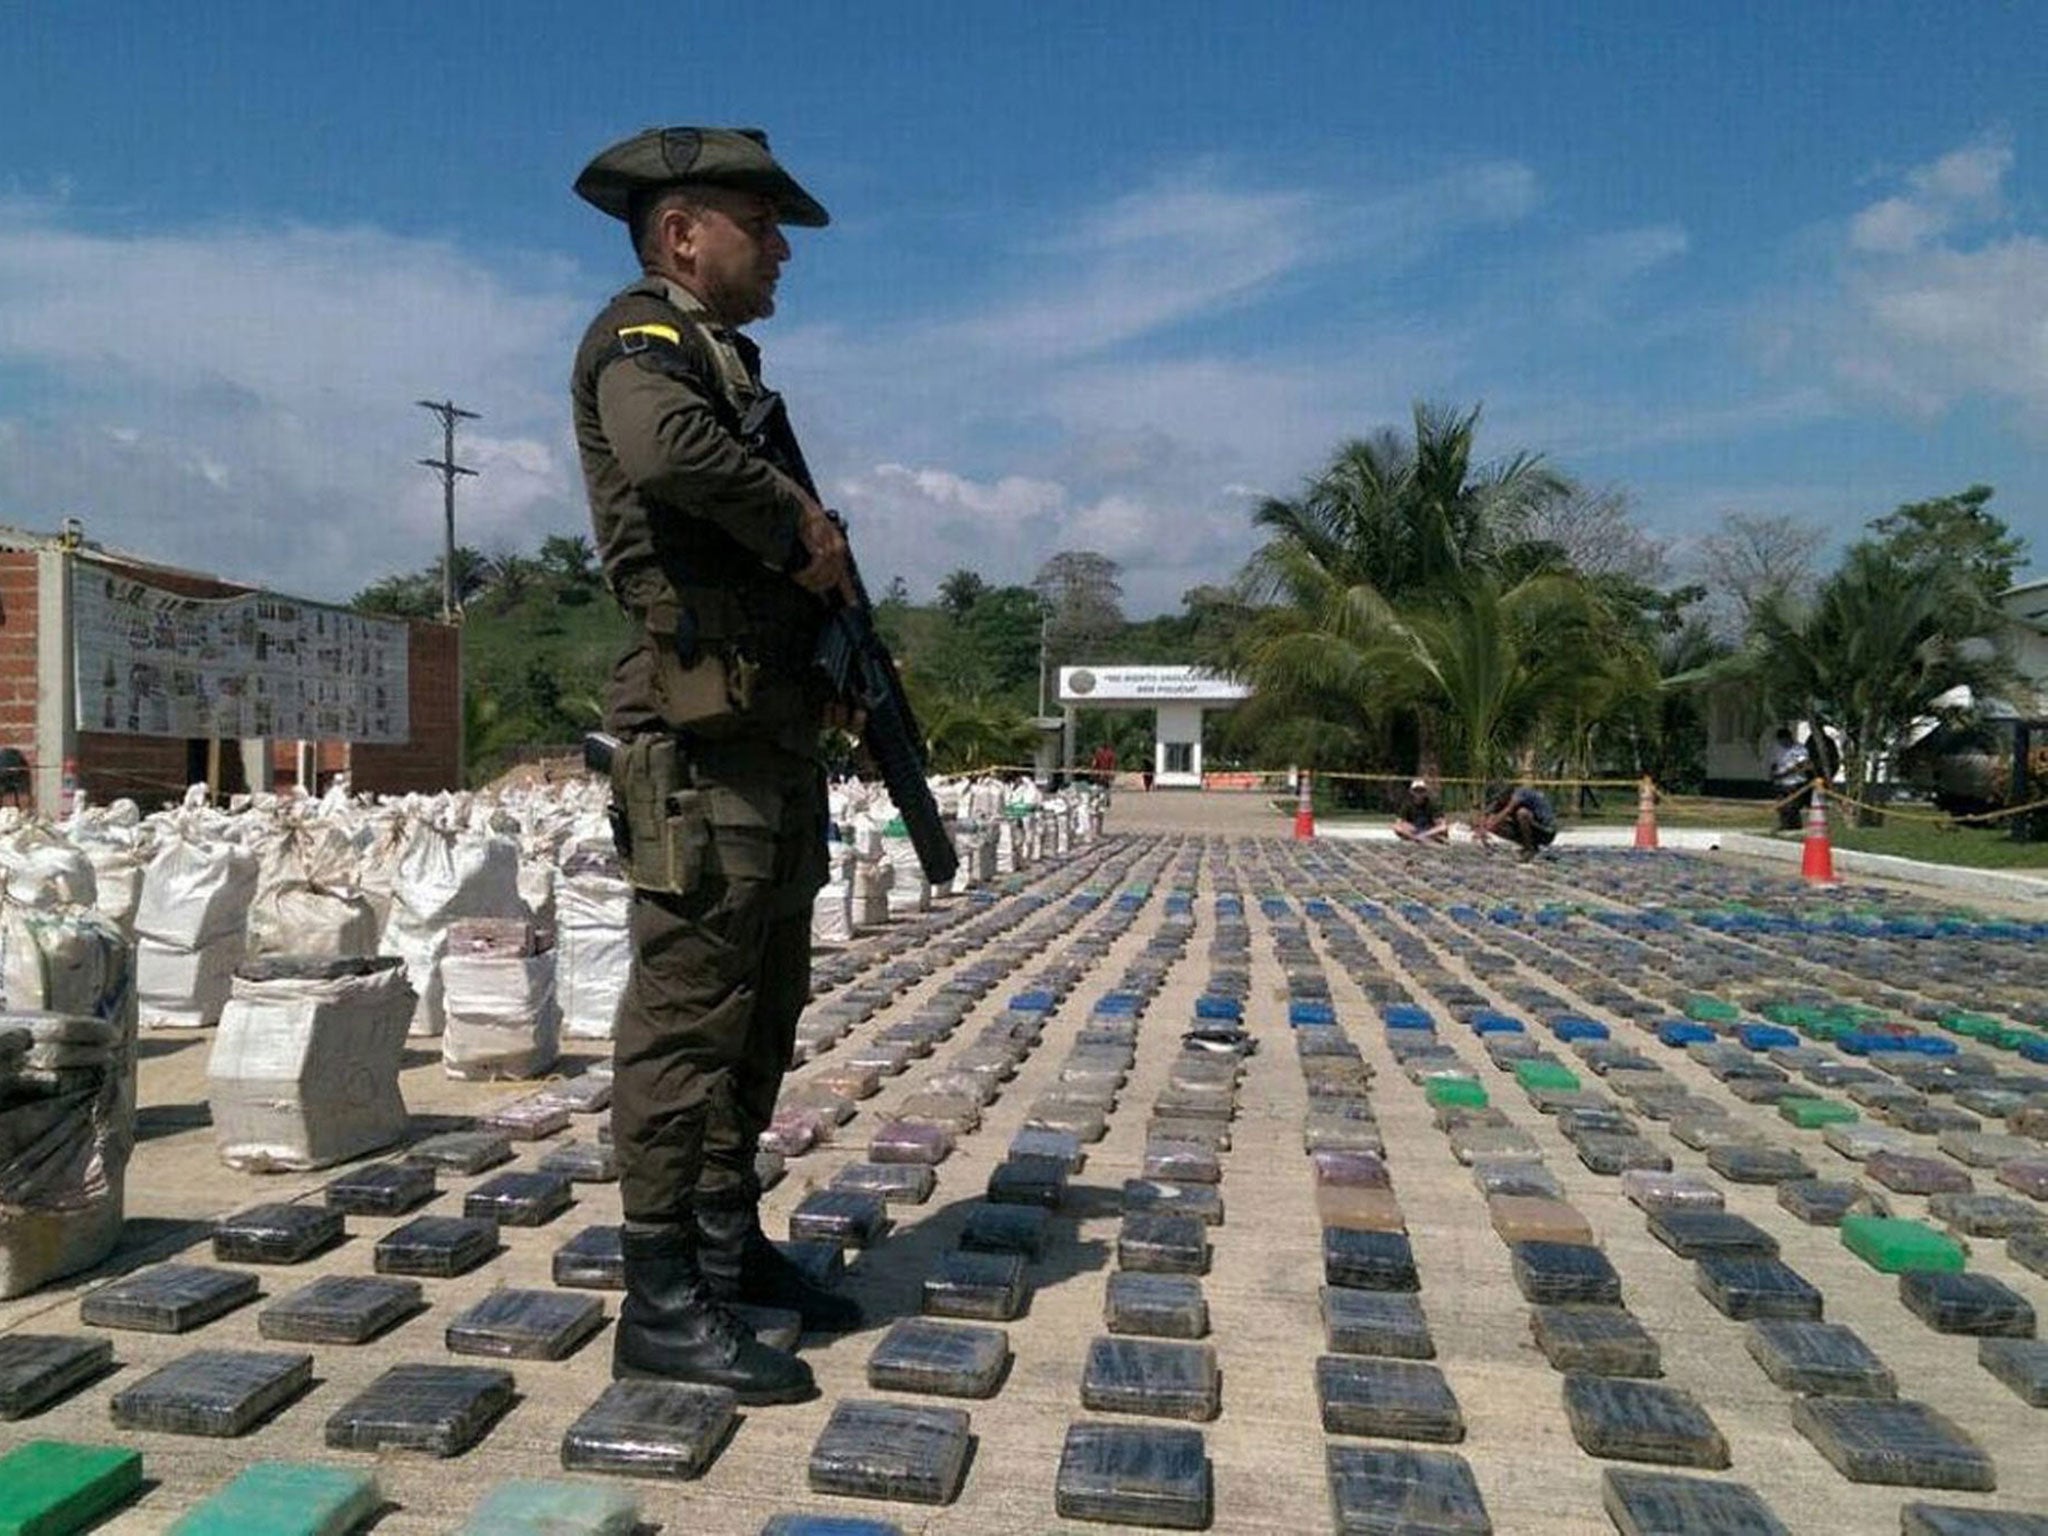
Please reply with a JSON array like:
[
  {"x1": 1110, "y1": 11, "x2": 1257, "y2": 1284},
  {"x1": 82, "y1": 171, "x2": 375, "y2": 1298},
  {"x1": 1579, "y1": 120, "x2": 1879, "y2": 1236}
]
[{"x1": 1056, "y1": 665, "x2": 1250, "y2": 788}]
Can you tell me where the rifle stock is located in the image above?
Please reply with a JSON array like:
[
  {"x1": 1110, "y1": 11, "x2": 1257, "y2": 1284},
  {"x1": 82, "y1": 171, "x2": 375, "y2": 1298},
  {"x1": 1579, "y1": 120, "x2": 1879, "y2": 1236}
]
[{"x1": 742, "y1": 393, "x2": 959, "y2": 887}]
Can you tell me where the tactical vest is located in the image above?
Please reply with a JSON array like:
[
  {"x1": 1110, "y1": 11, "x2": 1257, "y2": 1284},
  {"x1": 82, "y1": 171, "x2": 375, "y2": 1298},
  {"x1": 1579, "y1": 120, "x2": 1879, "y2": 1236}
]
[{"x1": 571, "y1": 280, "x2": 826, "y2": 747}]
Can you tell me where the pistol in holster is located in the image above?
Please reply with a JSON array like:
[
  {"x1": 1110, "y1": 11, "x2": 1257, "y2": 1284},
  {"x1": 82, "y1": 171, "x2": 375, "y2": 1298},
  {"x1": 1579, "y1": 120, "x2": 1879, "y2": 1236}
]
[{"x1": 590, "y1": 731, "x2": 708, "y2": 895}]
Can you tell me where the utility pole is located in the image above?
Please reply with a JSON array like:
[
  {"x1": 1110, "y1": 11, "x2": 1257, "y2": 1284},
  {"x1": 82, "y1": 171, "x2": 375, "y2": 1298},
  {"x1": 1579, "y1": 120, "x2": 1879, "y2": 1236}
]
[{"x1": 416, "y1": 399, "x2": 479, "y2": 623}]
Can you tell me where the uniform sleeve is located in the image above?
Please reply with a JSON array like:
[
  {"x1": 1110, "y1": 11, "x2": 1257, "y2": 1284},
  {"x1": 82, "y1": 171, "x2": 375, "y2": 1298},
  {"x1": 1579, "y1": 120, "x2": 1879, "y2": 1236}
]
[{"x1": 595, "y1": 352, "x2": 807, "y2": 571}]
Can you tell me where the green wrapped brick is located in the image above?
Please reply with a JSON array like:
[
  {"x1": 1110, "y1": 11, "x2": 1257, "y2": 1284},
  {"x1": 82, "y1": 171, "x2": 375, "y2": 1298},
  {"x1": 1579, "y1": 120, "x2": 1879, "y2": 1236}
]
[
  {"x1": 1423, "y1": 1079, "x2": 1488, "y2": 1110},
  {"x1": 1840, "y1": 1217, "x2": 1966, "y2": 1275},
  {"x1": 453, "y1": 1481, "x2": 639, "y2": 1535},
  {"x1": 168, "y1": 1463, "x2": 379, "y2": 1536},
  {"x1": 1683, "y1": 996, "x2": 1739, "y2": 1023},
  {"x1": 1514, "y1": 1061, "x2": 1581, "y2": 1093},
  {"x1": 1779, "y1": 1097, "x2": 1858, "y2": 1130},
  {"x1": 0, "y1": 1440, "x2": 143, "y2": 1536}
]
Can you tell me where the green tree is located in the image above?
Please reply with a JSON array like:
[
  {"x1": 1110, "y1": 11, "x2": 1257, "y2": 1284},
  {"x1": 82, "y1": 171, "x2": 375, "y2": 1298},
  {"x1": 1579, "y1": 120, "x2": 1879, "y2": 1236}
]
[
  {"x1": 1033, "y1": 550, "x2": 1124, "y2": 665},
  {"x1": 936, "y1": 568, "x2": 990, "y2": 619},
  {"x1": 1234, "y1": 402, "x2": 1582, "y2": 776},
  {"x1": 1867, "y1": 485, "x2": 2026, "y2": 600},
  {"x1": 959, "y1": 586, "x2": 1048, "y2": 698},
  {"x1": 1726, "y1": 540, "x2": 2018, "y2": 822}
]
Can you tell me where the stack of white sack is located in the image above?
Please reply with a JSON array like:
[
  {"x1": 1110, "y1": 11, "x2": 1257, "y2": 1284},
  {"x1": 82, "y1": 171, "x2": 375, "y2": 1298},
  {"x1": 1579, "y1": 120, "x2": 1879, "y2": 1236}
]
[
  {"x1": 379, "y1": 821, "x2": 524, "y2": 1038},
  {"x1": 207, "y1": 955, "x2": 416, "y2": 1171},
  {"x1": 995, "y1": 815, "x2": 1023, "y2": 873},
  {"x1": 875, "y1": 808, "x2": 932, "y2": 916},
  {"x1": 245, "y1": 815, "x2": 377, "y2": 959},
  {"x1": 63, "y1": 801, "x2": 150, "y2": 936},
  {"x1": 1044, "y1": 795, "x2": 1072, "y2": 857},
  {"x1": 134, "y1": 836, "x2": 259, "y2": 1028},
  {"x1": 847, "y1": 811, "x2": 893, "y2": 927},
  {"x1": 812, "y1": 840, "x2": 855, "y2": 945},
  {"x1": 949, "y1": 821, "x2": 996, "y2": 894},
  {"x1": 555, "y1": 825, "x2": 631, "y2": 1041},
  {"x1": 0, "y1": 1008, "x2": 133, "y2": 1297},
  {"x1": 440, "y1": 917, "x2": 559, "y2": 1080}
]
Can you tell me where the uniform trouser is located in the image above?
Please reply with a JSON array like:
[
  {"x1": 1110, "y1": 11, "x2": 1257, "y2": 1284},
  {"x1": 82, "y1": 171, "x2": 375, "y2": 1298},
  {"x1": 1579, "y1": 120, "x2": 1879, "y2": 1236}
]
[{"x1": 611, "y1": 743, "x2": 827, "y2": 1224}]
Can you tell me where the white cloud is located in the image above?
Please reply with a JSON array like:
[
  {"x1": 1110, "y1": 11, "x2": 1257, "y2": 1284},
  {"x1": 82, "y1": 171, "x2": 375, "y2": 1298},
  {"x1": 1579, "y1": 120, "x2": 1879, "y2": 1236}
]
[
  {"x1": 1818, "y1": 137, "x2": 2048, "y2": 420},
  {"x1": 0, "y1": 201, "x2": 587, "y2": 600}
]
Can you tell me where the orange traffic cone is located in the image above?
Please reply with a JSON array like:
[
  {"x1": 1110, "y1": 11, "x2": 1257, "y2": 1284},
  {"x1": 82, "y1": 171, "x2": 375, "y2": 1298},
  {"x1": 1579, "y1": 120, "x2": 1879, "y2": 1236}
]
[
  {"x1": 1633, "y1": 776, "x2": 1660, "y2": 850},
  {"x1": 1801, "y1": 780, "x2": 1836, "y2": 883},
  {"x1": 1293, "y1": 770, "x2": 1316, "y2": 840}
]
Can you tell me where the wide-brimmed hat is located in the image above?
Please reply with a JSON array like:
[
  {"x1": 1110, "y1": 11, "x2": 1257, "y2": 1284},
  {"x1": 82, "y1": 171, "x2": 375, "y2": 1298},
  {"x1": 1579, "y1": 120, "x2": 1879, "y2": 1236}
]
[{"x1": 574, "y1": 126, "x2": 829, "y2": 227}]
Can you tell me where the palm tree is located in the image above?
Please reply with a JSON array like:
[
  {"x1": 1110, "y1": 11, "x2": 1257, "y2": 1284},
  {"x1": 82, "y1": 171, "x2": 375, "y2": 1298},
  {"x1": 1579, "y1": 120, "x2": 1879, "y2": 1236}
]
[
  {"x1": 1232, "y1": 402, "x2": 1582, "y2": 777},
  {"x1": 1719, "y1": 541, "x2": 2018, "y2": 823}
]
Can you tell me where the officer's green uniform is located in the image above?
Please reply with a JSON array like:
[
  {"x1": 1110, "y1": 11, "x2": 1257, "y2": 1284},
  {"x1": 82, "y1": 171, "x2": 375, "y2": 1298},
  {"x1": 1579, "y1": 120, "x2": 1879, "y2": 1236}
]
[
  {"x1": 569, "y1": 126, "x2": 853, "y2": 1399},
  {"x1": 570, "y1": 272, "x2": 829, "y2": 1220}
]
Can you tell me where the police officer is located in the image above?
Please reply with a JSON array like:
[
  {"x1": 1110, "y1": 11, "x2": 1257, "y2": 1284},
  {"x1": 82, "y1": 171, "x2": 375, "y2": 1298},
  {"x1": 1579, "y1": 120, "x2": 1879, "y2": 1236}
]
[{"x1": 570, "y1": 126, "x2": 860, "y2": 1404}]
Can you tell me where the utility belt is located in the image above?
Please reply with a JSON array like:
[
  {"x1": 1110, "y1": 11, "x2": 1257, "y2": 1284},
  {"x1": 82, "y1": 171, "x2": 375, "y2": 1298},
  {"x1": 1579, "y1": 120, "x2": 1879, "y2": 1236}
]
[{"x1": 595, "y1": 733, "x2": 705, "y2": 895}]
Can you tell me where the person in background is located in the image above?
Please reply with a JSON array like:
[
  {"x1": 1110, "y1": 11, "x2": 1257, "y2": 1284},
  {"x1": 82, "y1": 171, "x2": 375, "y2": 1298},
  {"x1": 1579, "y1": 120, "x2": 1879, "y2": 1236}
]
[
  {"x1": 1090, "y1": 741, "x2": 1117, "y2": 787},
  {"x1": 1479, "y1": 782, "x2": 1558, "y2": 862},
  {"x1": 1392, "y1": 778, "x2": 1449, "y2": 845},
  {"x1": 1769, "y1": 727, "x2": 1814, "y2": 831}
]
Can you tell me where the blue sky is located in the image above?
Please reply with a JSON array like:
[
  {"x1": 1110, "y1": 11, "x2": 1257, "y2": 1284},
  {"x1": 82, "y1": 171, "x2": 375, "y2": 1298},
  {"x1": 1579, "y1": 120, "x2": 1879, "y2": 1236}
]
[{"x1": 1, "y1": 1, "x2": 2043, "y2": 613}]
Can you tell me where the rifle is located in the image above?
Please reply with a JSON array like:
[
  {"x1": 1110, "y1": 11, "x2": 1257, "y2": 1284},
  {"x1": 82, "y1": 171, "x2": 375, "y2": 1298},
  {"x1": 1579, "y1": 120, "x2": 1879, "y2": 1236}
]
[{"x1": 740, "y1": 391, "x2": 959, "y2": 887}]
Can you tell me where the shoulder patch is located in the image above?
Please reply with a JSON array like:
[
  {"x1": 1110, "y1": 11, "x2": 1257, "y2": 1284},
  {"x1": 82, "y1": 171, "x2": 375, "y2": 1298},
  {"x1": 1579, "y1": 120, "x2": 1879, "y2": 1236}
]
[{"x1": 617, "y1": 323, "x2": 682, "y2": 346}]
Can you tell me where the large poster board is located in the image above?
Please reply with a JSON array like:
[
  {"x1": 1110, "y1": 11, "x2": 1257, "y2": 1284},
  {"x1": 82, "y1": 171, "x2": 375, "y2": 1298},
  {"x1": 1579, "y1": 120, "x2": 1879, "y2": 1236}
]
[{"x1": 72, "y1": 561, "x2": 410, "y2": 742}]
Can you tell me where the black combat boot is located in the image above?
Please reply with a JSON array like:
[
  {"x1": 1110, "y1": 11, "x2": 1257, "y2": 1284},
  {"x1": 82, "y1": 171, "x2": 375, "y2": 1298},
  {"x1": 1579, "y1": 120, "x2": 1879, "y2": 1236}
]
[
  {"x1": 697, "y1": 1188, "x2": 864, "y2": 1334},
  {"x1": 613, "y1": 1220, "x2": 817, "y2": 1404}
]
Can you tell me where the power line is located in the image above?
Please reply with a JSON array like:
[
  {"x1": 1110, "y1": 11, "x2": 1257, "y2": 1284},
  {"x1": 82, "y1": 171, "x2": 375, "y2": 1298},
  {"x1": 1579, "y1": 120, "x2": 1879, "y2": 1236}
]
[{"x1": 416, "y1": 398, "x2": 479, "y2": 623}]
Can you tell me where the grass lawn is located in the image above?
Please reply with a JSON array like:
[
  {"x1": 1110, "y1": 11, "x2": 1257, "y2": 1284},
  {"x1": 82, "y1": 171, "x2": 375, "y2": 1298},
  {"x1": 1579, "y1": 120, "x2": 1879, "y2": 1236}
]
[{"x1": 1313, "y1": 793, "x2": 2048, "y2": 871}]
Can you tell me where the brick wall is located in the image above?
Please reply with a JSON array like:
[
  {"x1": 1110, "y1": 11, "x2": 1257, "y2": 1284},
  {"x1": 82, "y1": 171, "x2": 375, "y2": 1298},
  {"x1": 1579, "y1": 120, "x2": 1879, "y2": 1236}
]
[
  {"x1": 0, "y1": 552, "x2": 38, "y2": 784},
  {"x1": 346, "y1": 621, "x2": 462, "y2": 795}
]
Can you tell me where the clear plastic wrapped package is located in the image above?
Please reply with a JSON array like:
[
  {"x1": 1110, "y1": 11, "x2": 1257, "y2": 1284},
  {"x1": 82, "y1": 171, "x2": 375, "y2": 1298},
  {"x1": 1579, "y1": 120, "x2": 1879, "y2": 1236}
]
[
  {"x1": 867, "y1": 1121, "x2": 953, "y2": 1166},
  {"x1": 1866, "y1": 1153, "x2": 1974, "y2": 1197},
  {"x1": 961, "y1": 1203, "x2": 1049, "y2": 1258},
  {"x1": 1900, "y1": 1504, "x2": 2048, "y2": 1536},
  {"x1": 80, "y1": 1264, "x2": 259, "y2": 1333},
  {"x1": 987, "y1": 1155, "x2": 1068, "y2": 1208},
  {"x1": 1315, "y1": 1355, "x2": 1464, "y2": 1442},
  {"x1": 1777, "y1": 1179, "x2": 1884, "y2": 1226},
  {"x1": 806, "y1": 1399, "x2": 973, "y2": 1504},
  {"x1": 922, "y1": 1250, "x2": 1027, "y2": 1320},
  {"x1": 1312, "y1": 1150, "x2": 1391, "y2": 1189},
  {"x1": 789, "y1": 1189, "x2": 890, "y2": 1248},
  {"x1": 1122, "y1": 1213, "x2": 1210, "y2": 1275},
  {"x1": 1646, "y1": 1210, "x2": 1778, "y2": 1260},
  {"x1": 1055, "y1": 1421, "x2": 1210, "y2": 1530},
  {"x1": 1705, "y1": 1144, "x2": 1813, "y2": 1184},
  {"x1": 0, "y1": 1334, "x2": 112, "y2": 1418},
  {"x1": 1106, "y1": 1273, "x2": 1209, "y2": 1339},
  {"x1": 375, "y1": 1215, "x2": 500, "y2": 1278},
  {"x1": 169, "y1": 1462, "x2": 382, "y2": 1536},
  {"x1": 1326, "y1": 1445, "x2": 1490, "y2": 1536},
  {"x1": 405, "y1": 1129, "x2": 514, "y2": 1174},
  {"x1": 865, "y1": 1318, "x2": 1010, "y2": 1398},
  {"x1": 212, "y1": 1203, "x2": 344, "y2": 1265},
  {"x1": 538, "y1": 1140, "x2": 618, "y2": 1183},
  {"x1": 1977, "y1": 1337, "x2": 2048, "y2": 1407},
  {"x1": 1898, "y1": 1271, "x2": 2035, "y2": 1336},
  {"x1": 1530, "y1": 1306, "x2": 1661, "y2": 1378},
  {"x1": 1930, "y1": 1193, "x2": 2044, "y2": 1239},
  {"x1": 1600, "y1": 1468, "x2": 1788, "y2": 1536},
  {"x1": 1082, "y1": 1337, "x2": 1220, "y2": 1422},
  {"x1": 259, "y1": 1275, "x2": 423, "y2": 1345},
  {"x1": 1473, "y1": 1160, "x2": 1564, "y2": 1200},
  {"x1": 1619, "y1": 1170, "x2": 1723, "y2": 1213},
  {"x1": 1694, "y1": 1255, "x2": 1824, "y2": 1321},
  {"x1": 1122, "y1": 1180, "x2": 1224, "y2": 1226},
  {"x1": 832, "y1": 1161, "x2": 936, "y2": 1206},
  {"x1": 446, "y1": 1288, "x2": 605, "y2": 1360},
  {"x1": 559, "y1": 1379, "x2": 738, "y2": 1478},
  {"x1": 324, "y1": 1363, "x2": 517, "y2": 1457},
  {"x1": 464, "y1": 1171, "x2": 573, "y2": 1227},
  {"x1": 325, "y1": 1160, "x2": 436, "y2": 1216},
  {"x1": 554, "y1": 1225, "x2": 625, "y2": 1289},
  {"x1": 1487, "y1": 1195, "x2": 1591, "y2": 1246},
  {"x1": 1009, "y1": 1127, "x2": 1083, "y2": 1171},
  {"x1": 1743, "y1": 1320, "x2": 1895, "y2": 1397},
  {"x1": 1562, "y1": 1375, "x2": 1728, "y2": 1468},
  {"x1": 1510, "y1": 1242, "x2": 1622, "y2": 1306},
  {"x1": 109, "y1": 1347, "x2": 312, "y2": 1436},
  {"x1": 1321, "y1": 1287, "x2": 1433, "y2": 1359},
  {"x1": 1790, "y1": 1397, "x2": 1993, "y2": 1490},
  {"x1": 1322, "y1": 1228, "x2": 1415, "y2": 1291}
]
